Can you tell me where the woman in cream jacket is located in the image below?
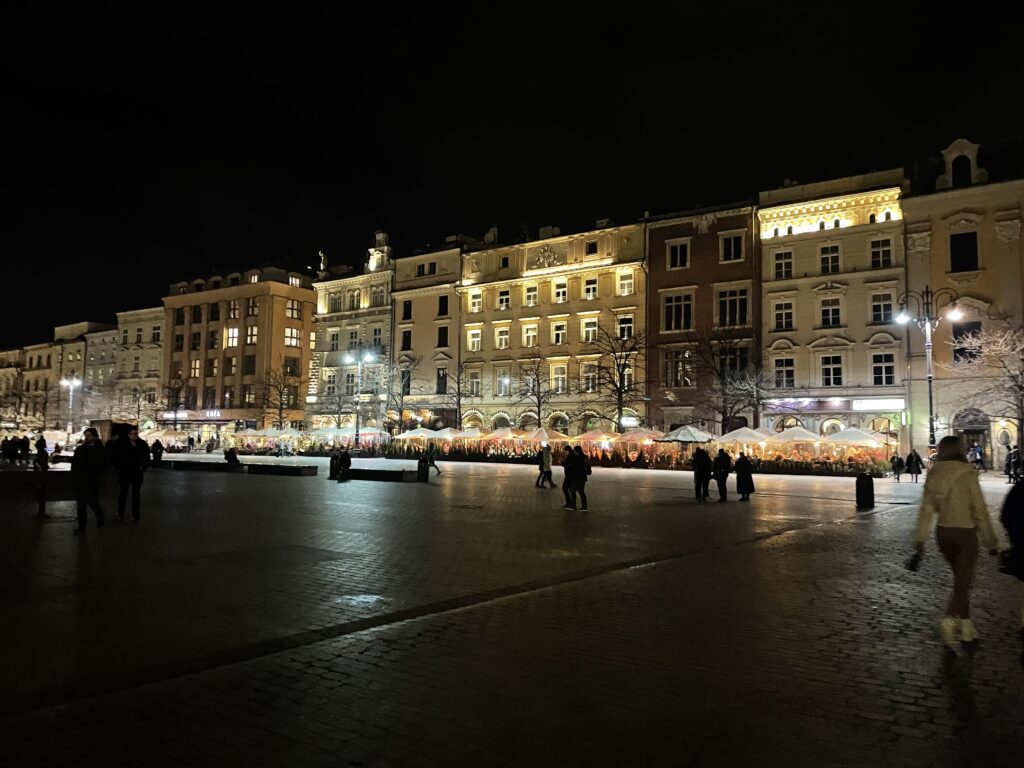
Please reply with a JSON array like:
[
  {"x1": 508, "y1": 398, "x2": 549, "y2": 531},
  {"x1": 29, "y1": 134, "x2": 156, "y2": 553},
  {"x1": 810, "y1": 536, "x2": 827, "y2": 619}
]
[{"x1": 913, "y1": 435, "x2": 1000, "y2": 649}]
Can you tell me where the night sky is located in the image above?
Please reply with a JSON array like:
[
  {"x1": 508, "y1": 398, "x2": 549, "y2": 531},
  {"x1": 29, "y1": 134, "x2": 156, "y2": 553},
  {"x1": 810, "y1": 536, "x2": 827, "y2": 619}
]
[{"x1": 5, "y1": 7, "x2": 1022, "y2": 348}]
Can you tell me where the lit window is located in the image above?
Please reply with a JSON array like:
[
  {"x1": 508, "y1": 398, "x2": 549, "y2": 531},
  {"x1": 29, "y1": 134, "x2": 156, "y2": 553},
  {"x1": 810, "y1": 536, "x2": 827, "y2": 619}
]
[
  {"x1": 522, "y1": 325, "x2": 538, "y2": 347},
  {"x1": 228, "y1": 300, "x2": 239, "y2": 319},
  {"x1": 190, "y1": 359, "x2": 200, "y2": 378},
  {"x1": 246, "y1": 325, "x2": 258, "y2": 345},
  {"x1": 498, "y1": 290, "x2": 510, "y2": 310},
  {"x1": 618, "y1": 272, "x2": 634, "y2": 296},
  {"x1": 582, "y1": 318, "x2": 598, "y2": 342},
  {"x1": 468, "y1": 370, "x2": 481, "y2": 396},
  {"x1": 525, "y1": 286, "x2": 538, "y2": 307},
  {"x1": 584, "y1": 278, "x2": 598, "y2": 300},
  {"x1": 247, "y1": 297, "x2": 259, "y2": 317},
  {"x1": 495, "y1": 327, "x2": 509, "y2": 349},
  {"x1": 309, "y1": 331, "x2": 316, "y2": 350},
  {"x1": 249, "y1": 274, "x2": 258, "y2": 284},
  {"x1": 284, "y1": 328, "x2": 300, "y2": 347},
  {"x1": 554, "y1": 281, "x2": 568, "y2": 303},
  {"x1": 468, "y1": 329, "x2": 481, "y2": 351},
  {"x1": 664, "y1": 350, "x2": 694, "y2": 387},
  {"x1": 552, "y1": 364, "x2": 568, "y2": 393},
  {"x1": 470, "y1": 292, "x2": 482, "y2": 313},
  {"x1": 285, "y1": 299, "x2": 301, "y2": 319},
  {"x1": 496, "y1": 368, "x2": 511, "y2": 396},
  {"x1": 552, "y1": 322, "x2": 567, "y2": 345},
  {"x1": 581, "y1": 363, "x2": 598, "y2": 393},
  {"x1": 289, "y1": 276, "x2": 300, "y2": 287}
]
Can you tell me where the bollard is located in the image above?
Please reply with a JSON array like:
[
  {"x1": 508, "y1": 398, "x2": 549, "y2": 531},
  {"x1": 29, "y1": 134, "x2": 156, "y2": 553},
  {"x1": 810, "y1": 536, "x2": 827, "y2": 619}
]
[
  {"x1": 416, "y1": 456, "x2": 430, "y2": 483},
  {"x1": 855, "y1": 472, "x2": 874, "y2": 510},
  {"x1": 328, "y1": 454, "x2": 340, "y2": 481}
]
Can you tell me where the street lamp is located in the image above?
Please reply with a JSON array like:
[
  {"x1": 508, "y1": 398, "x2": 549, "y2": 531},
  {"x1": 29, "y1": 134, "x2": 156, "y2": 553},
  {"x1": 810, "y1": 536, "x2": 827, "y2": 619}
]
[
  {"x1": 896, "y1": 284, "x2": 961, "y2": 449},
  {"x1": 342, "y1": 350, "x2": 376, "y2": 448},
  {"x1": 60, "y1": 375, "x2": 81, "y2": 435}
]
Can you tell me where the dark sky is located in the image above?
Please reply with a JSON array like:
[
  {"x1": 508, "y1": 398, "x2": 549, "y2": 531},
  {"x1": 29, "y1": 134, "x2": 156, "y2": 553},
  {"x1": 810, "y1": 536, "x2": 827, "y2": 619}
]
[{"x1": 5, "y1": 7, "x2": 1023, "y2": 348}]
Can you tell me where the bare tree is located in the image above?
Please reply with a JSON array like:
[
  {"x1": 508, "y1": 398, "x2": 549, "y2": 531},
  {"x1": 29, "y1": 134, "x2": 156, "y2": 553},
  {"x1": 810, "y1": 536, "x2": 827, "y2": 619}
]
[
  {"x1": 436, "y1": 361, "x2": 476, "y2": 429},
  {"x1": 582, "y1": 319, "x2": 647, "y2": 432},
  {"x1": 514, "y1": 358, "x2": 565, "y2": 431},
  {"x1": 159, "y1": 378, "x2": 187, "y2": 430},
  {"x1": 260, "y1": 370, "x2": 306, "y2": 429},
  {"x1": 0, "y1": 373, "x2": 24, "y2": 430},
  {"x1": 944, "y1": 324, "x2": 1024, "y2": 450},
  {"x1": 381, "y1": 356, "x2": 421, "y2": 432},
  {"x1": 688, "y1": 331, "x2": 763, "y2": 433}
]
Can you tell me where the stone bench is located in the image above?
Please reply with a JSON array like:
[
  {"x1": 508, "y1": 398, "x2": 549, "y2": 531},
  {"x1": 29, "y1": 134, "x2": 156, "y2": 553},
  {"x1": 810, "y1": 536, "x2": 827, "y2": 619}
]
[
  {"x1": 155, "y1": 461, "x2": 317, "y2": 476},
  {"x1": 339, "y1": 468, "x2": 421, "y2": 483}
]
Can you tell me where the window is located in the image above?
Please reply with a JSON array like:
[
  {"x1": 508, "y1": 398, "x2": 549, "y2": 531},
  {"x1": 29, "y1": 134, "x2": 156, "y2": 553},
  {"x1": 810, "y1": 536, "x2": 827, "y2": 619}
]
[
  {"x1": 582, "y1": 318, "x2": 598, "y2": 342},
  {"x1": 228, "y1": 300, "x2": 239, "y2": 319},
  {"x1": 400, "y1": 370, "x2": 411, "y2": 396},
  {"x1": 774, "y1": 301, "x2": 793, "y2": 331},
  {"x1": 222, "y1": 386, "x2": 234, "y2": 409},
  {"x1": 872, "y1": 353, "x2": 895, "y2": 386},
  {"x1": 720, "y1": 348, "x2": 748, "y2": 373},
  {"x1": 416, "y1": 264, "x2": 425, "y2": 277},
  {"x1": 552, "y1": 322, "x2": 567, "y2": 345},
  {"x1": 774, "y1": 358, "x2": 795, "y2": 388},
  {"x1": 242, "y1": 355, "x2": 256, "y2": 375},
  {"x1": 437, "y1": 326, "x2": 449, "y2": 347},
  {"x1": 329, "y1": 294, "x2": 342, "y2": 313},
  {"x1": 289, "y1": 276, "x2": 300, "y2": 287},
  {"x1": 525, "y1": 286, "x2": 538, "y2": 307},
  {"x1": 247, "y1": 298, "x2": 259, "y2": 317},
  {"x1": 950, "y1": 232, "x2": 979, "y2": 272},
  {"x1": 205, "y1": 358, "x2": 218, "y2": 377},
  {"x1": 152, "y1": 326, "x2": 161, "y2": 342},
  {"x1": 348, "y1": 329, "x2": 358, "y2": 350},
  {"x1": 618, "y1": 315, "x2": 634, "y2": 339},
  {"x1": 208, "y1": 331, "x2": 219, "y2": 350},
  {"x1": 581, "y1": 363, "x2": 598, "y2": 393},
  {"x1": 667, "y1": 240, "x2": 689, "y2": 269},
  {"x1": 285, "y1": 300, "x2": 301, "y2": 319},
  {"x1": 209, "y1": 304, "x2": 220, "y2": 322},
  {"x1": 468, "y1": 370, "x2": 481, "y2": 396},
  {"x1": 774, "y1": 251, "x2": 793, "y2": 279},
  {"x1": 552, "y1": 364, "x2": 568, "y2": 393},
  {"x1": 371, "y1": 287, "x2": 385, "y2": 307},
  {"x1": 554, "y1": 281, "x2": 567, "y2": 303},
  {"x1": 226, "y1": 356, "x2": 237, "y2": 375},
  {"x1": 345, "y1": 373, "x2": 356, "y2": 396},
  {"x1": 121, "y1": 328, "x2": 129, "y2": 344},
  {"x1": 498, "y1": 290, "x2": 510, "y2": 310},
  {"x1": 248, "y1": 274, "x2": 258, "y2": 284},
  {"x1": 246, "y1": 326, "x2": 258, "y2": 345},
  {"x1": 428, "y1": 262, "x2": 437, "y2": 275},
  {"x1": 190, "y1": 359, "x2": 200, "y2": 378},
  {"x1": 401, "y1": 330, "x2": 412, "y2": 351},
  {"x1": 623, "y1": 366, "x2": 634, "y2": 390},
  {"x1": 470, "y1": 291, "x2": 482, "y2": 313},
  {"x1": 174, "y1": 308, "x2": 185, "y2": 326},
  {"x1": 718, "y1": 288, "x2": 749, "y2": 327},
  {"x1": 495, "y1": 327, "x2": 509, "y2": 349},
  {"x1": 191, "y1": 306, "x2": 202, "y2": 323},
  {"x1": 953, "y1": 321, "x2": 982, "y2": 361},
  {"x1": 820, "y1": 298, "x2": 841, "y2": 327},
  {"x1": 664, "y1": 350, "x2": 694, "y2": 387},
  {"x1": 402, "y1": 300, "x2": 412, "y2": 321},
  {"x1": 283, "y1": 356, "x2": 300, "y2": 376},
  {"x1": 496, "y1": 367, "x2": 511, "y2": 396},
  {"x1": 133, "y1": 355, "x2": 141, "y2": 372},
  {"x1": 242, "y1": 384, "x2": 255, "y2": 405},
  {"x1": 284, "y1": 328, "x2": 300, "y2": 347},
  {"x1": 618, "y1": 272, "x2": 634, "y2": 296},
  {"x1": 135, "y1": 328, "x2": 143, "y2": 344},
  {"x1": 870, "y1": 239, "x2": 892, "y2": 269},
  {"x1": 584, "y1": 278, "x2": 598, "y2": 300},
  {"x1": 201, "y1": 386, "x2": 216, "y2": 408},
  {"x1": 820, "y1": 245, "x2": 840, "y2": 274},
  {"x1": 663, "y1": 294, "x2": 693, "y2": 332},
  {"x1": 190, "y1": 332, "x2": 201, "y2": 351},
  {"x1": 585, "y1": 240, "x2": 598, "y2": 256},
  {"x1": 329, "y1": 330, "x2": 339, "y2": 351},
  {"x1": 468, "y1": 329, "x2": 481, "y2": 351},
  {"x1": 185, "y1": 387, "x2": 197, "y2": 408},
  {"x1": 436, "y1": 367, "x2": 448, "y2": 394},
  {"x1": 821, "y1": 355, "x2": 843, "y2": 387},
  {"x1": 523, "y1": 324, "x2": 538, "y2": 347},
  {"x1": 308, "y1": 331, "x2": 315, "y2": 351},
  {"x1": 437, "y1": 295, "x2": 448, "y2": 316},
  {"x1": 372, "y1": 327, "x2": 382, "y2": 348},
  {"x1": 226, "y1": 328, "x2": 239, "y2": 348},
  {"x1": 500, "y1": 255, "x2": 509, "y2": 269},
  {"x1": 871, "y1": 293, "x2": 893, "y2": 324},
  {"x1": 721, "y1": 234, "x2": 743, "y2": 262}
]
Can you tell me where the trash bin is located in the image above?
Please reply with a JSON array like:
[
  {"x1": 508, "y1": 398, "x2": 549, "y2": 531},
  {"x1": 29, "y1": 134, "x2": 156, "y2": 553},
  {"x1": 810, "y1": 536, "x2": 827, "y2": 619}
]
[
  {"x1": 855, "y1": 472, "x2": 874, "y2": 510},
  {"x1": 417, "y1": 456, "x2": 430, "y2": 483},
  {"x1": 328, "y1": 454, "x2": 340, "y2": 480}
]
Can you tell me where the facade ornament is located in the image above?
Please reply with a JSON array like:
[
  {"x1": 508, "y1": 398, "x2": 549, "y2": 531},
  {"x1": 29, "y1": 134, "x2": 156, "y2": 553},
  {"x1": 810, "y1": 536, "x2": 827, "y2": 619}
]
[
  {"x1": 695, "y1": 214, "x2": 715, "y2": 234},
  {"x1": 995, "y1": 219, "x2": 1021, "y2": 243},
  {"x1": 529, "y1": 245, "x2": 565, "y2": 269},
  {"x1": 905, "y1": 232, "x2": 931, "y2": 255}
]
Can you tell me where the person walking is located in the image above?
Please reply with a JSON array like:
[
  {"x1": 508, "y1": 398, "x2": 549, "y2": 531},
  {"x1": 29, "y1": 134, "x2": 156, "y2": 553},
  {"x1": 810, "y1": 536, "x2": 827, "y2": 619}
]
[
  {"x1": 151, "y1": 439, "x2": 164, "y2": 463},
  {"x1": 425, "y1": 443, "x2": 442, "y2": 476},
  {"x1": 913, "y1": 435, "x2": 1000, "y2": 650},
  {"x1": 891, "y1": 453, "x2": 904, "y2": 482},
  {"x1": 33, "y1": 435, "x2": 48, "y2": 472},
  {"x1": 734, "y1": 452, "x2": 755, "y2": 501},
  {"x1": 187, "y1": 435, "x2": 195, "y2": 453},
  {"x1": 534, "y1": 447, "x2": 546, "y2": 487},
  {"x1": 906, "y1": 449, "x2": 923, "y2": 483},
  {"x1": 561, "y1": 447, "x2": 577, "y2": 510},
  {"x1": 538, "y1": 445, "x2": 555, "y2": 489},
  {"x1": 569, "y1": 445, "x2": 591, "y2": 511},
  {"x1": 712, "y1": 449, "x2": 732, "y2": 502},
  {"x1": 998, "y1": 479, "x2": 1024, "y2": 636},
  {"x1": 111, "y1": 426, "x2": 151, "y2": 522},
  {"x1": 336, "y1": 447, "x2": 351, "y2": 482},
  {"x1": 692, "y1": 447, "x2": 712, "y2": 502},
  {"x1": 71, "y1": 428, "x2": 109, "y2": 533}
]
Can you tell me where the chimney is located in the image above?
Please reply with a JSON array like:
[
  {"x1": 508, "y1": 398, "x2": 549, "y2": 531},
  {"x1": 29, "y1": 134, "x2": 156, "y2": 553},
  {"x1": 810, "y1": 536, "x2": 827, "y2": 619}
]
[
  {"x1": 538, "y1": 225, "x2": 561, "y2": 240},
  {"x1": 595, "y1": 218, "x2": 613, "y2": 229}
]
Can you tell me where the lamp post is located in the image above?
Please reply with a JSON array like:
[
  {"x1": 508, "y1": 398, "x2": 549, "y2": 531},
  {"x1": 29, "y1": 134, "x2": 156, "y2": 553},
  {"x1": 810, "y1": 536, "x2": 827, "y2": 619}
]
[
  {"x1": 896, "y1": 285, "x2": 961, "y2": 449},
  {"x1": 343, "y1": 350, "x2": 376, "y2": 448},
  {"x1": 60, "y1": 375, "x2": 81, "y2": 436}
]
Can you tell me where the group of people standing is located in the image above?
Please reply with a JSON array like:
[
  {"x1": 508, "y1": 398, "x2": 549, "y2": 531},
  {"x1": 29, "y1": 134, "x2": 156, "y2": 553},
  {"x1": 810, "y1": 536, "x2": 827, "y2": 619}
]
[
  {"x1": 890, "y1": 450, "x2": 925, "y2": 482},
  {"x1": 69, "y1": 426, "x2": 152, "y2": 533},
  {"x1": 1, "y1": 435, "x2": 32, "y2": 466},
  {"x1": 532, "y1": 445, "x2": 591, "y2": 510},
  {"x1": 691, "y1": 448, "x2": 755, "y2": 502}
]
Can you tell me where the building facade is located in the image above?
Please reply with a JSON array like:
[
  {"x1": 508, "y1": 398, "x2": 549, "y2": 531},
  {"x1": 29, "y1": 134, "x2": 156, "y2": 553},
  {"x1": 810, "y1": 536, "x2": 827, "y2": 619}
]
[
  {"x1": 902, "y1": 138, "x2": 1024, "y2": 463},
  {"x1": 0, "y1": 348, "x2": 23, "y2": 430},
  {"x1": 645, "y1": 204, "x2": 760, "y2": 432},
  {"x1": 455, "y1": 222, "x2": 646, "y2": 433},
  {"x1": 82, "y1": 327, "x2": 118, "y2": 423},
  {"x1": 161, "y1": 266, "x2": 317, "y2": 441},
  {"x1": 391, "y1": 246, "x2": 464, "y2": 429},
  {"x1": 757, "y1": 170, "x2": 909, "y2": 443},
  {"x1": 308, "y1": 232, "x2": 394, "y2": 429},
  {"x1": 111, "y1": 307, "x2": 165, "y2": 426}
]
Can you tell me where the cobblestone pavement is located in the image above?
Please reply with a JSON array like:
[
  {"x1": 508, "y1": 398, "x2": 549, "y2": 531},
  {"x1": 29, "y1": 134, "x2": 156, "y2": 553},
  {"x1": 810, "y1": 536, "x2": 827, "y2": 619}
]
[{"x1": 2, "y1": 461, "x2": 1022, "y2": 766}]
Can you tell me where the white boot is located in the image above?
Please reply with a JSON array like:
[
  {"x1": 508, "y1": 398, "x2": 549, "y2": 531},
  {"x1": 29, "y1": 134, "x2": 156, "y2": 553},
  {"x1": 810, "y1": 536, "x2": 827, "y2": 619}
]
[
  {"x1": 939, "y1": 617, "x2": 960, "y2": 650},
  {"x1": 960, "y1": 619, "x2": 979, "y2": 643}
]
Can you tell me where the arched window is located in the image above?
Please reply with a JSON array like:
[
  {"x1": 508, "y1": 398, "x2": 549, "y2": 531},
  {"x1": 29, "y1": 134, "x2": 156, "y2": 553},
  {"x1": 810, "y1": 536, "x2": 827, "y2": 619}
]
[
  {"x1": 884, "y1": 211, "x2": 892, "y2": 221},
  {"x1": 773, "y1": 228, "x2": 779, "y2": 237},
  {"x1": 786, "y1": 225, "x2": 793, "y2": 235},
  {"x1": 774, "y1": 416, "x2": 804, "y2": 432},
  {"x1": 819, "y1": 221, "x2": 826, "y2": 230},
  {"x1": 833, "y1": 219, "x2": 840, "y2": 229},
  {"x1": 869, "y1": 213, "x2": 876, "y2": 224},
  {"x1": 347, "y1": 291, "x2": 359, "y2": 311},
  {"x1": 518, "y1": 413, "x2": 538, "y2": 430},
  {"x1": 548, "y1": 414, "x2": 569, "y2": 433},
  {"x1": 951, "y1": 155, "x2": 972, "y2": 188},
  {"x1": 492, "y1": 415, "x2": 511, "y2": 429},
  {"x1": 820, "y1": 418, "x2": 844, "y2": 436}
]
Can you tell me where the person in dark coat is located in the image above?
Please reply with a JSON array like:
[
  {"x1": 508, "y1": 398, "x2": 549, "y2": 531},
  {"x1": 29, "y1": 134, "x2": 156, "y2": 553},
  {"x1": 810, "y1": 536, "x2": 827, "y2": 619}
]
[
  {"x1": 19, "y1": 435, "x2": 31, "y2": 465},
  {"x1": 692, "y1": 447, "x2": 712, "y2": 502},
  {"x1": 569, "y1": 445, "x2": 591, "y2": 511},
  {"x1": 224, "y1": 446, "x2": 241, "y2": 464},
  {"x1": 905, "y1": 450, "x2": 923, "y2": 483},
  {"x1": 712, "y1": 449, "x2": 732, "y2": 502},
  {"x1": 735, "y1": 452, "x2": 755, "y2": 501},
  {"x1": 111, "y1": 426, "x2": 151, "y2": 521},
  {"x1": 891, "y1": 454, "x2": 904, "y2": 482},
  {"x1": 999, "y1": 482, "x2": 1024, "y2": 636},
  {"x1": 33, "y1": 435, "x2": 48, "y2": 472},
  {"x1": 72, "y1": 428, "x2": 109, "y2": 533},
  {"x1": 151, "y1": 439, "x2": 164, "y2": 463},
  {"x1": 336, "y1": 448, "x2": 351, "y2": 481},
  {"x1": 560, "y1": 447, "x2": 577, "y2": 510}
]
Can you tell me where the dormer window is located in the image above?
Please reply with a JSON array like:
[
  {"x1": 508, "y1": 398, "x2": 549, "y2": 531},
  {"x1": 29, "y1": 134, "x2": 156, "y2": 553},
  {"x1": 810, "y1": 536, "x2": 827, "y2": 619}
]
[
  {"x1": 819, "y1": 221, "x2": 826, "y2": 230},
  {"x1": 951, "y1": 155, "x2": 972, "y2": 188},
  {"x1": 869, "y1": 214, "x2": 876, "y2": 224},
  {"x1": 833, "y1": 219, "x2": 840, "y2": 229}
]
